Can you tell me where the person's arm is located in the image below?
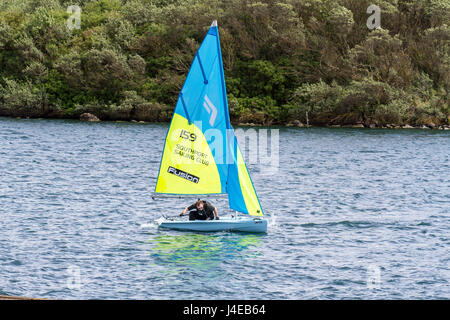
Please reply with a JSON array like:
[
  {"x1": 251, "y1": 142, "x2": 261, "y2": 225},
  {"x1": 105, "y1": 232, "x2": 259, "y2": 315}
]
[
  {"x1": 180, "y1": 207, "x2": 189, "y2": 216},
  {"x1": 214, "y1": 207, "x2": 219, "y2": 220},
  {"x1": 180, "y1": 204, "x2": 195, "y2": 216}
]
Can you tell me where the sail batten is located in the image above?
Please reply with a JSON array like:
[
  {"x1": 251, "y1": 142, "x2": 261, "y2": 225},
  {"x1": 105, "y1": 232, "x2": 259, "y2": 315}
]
[
  {"x1": 179, "y1": 93, "x2": 191, "y2": 124},
  {"x1": 154, "y1": 21, "x2": 263, "y2": 216},
  {"x1": 196, "y1": 53, "x2": 209, "y2": 84}
]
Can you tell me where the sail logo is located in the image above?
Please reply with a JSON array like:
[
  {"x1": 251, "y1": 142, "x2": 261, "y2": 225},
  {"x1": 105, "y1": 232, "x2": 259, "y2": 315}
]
[
  {"x1": 167, "y1": 166, "x2": 200, "y2": 184},
  {"x1": 203, "y1": 95, "x2": 217, "y2": 126}
]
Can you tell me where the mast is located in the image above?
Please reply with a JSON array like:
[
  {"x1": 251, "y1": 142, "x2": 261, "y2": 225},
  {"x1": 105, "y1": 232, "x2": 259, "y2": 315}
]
[{"x1": 212, "y1": 20, "x2": 234, "y2": 195}]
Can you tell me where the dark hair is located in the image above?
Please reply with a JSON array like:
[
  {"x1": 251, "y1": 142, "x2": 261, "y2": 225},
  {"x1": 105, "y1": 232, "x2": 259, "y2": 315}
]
[{"x1": 195, "y1": 200, "x2": 203, "y2": 207}]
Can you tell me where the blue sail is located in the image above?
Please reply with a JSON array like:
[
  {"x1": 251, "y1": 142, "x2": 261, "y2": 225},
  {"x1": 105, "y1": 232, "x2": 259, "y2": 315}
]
[{"x1": 155, "y1": 21, "x2": 263, "y2": 216}]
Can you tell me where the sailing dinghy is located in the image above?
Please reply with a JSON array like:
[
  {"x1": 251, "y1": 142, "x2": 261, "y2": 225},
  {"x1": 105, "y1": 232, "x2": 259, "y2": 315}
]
[{"x1": 153, "y1": 21, "x2": 267, "y2": 233}]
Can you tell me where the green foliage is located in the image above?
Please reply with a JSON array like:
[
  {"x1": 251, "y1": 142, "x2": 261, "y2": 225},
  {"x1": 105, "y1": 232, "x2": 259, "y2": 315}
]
[
  {"x1": 232, "y1": 59, "x2": 286, "y2": 102},
  {"x1": 0, "y1": 78, "x2": 48, "y2": 117},
  {"x1": 373, "y1": 100, "x2": 410, "y2": 125},
  {"x1": 349, "y1": 29, "x2": 414, "y2": 88},
  {"x1": 0, "y1": 0, "x2": 447, "y2": 125},
  {"x1": 292, "y1": 80, "x2": 347, "y2": 116}
]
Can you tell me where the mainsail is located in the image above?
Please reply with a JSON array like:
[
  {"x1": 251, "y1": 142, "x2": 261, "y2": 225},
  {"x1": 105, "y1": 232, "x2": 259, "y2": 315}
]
[{"x1": 154, "y1": 21, "x2": 263, "y2": 216}]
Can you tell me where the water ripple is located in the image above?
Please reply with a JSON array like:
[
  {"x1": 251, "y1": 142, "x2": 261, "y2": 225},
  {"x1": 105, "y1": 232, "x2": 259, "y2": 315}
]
[{"x1": 0, "y1": 118, "x2": 449, "y2": 299}]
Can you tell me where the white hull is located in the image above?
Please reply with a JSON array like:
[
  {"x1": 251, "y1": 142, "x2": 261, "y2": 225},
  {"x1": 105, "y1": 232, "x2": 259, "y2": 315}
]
[{"x1": 157, "y1": 217, "x2": 267, "y2": 233}]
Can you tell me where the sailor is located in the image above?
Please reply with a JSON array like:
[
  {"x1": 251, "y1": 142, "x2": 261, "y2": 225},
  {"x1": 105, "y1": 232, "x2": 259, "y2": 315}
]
[{"x1": 180, "y1": 200, "x2": 219, "y2": 220}]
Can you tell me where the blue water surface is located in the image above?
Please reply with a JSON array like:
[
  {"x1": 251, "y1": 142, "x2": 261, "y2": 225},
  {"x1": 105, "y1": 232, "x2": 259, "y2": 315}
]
[{"x1": 0, "y1": 117, "x2": 448, "y2": 299}]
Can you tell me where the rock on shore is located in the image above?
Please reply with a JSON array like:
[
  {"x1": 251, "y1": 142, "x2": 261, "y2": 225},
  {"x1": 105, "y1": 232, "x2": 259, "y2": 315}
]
[
  {"x1": 80, "y1": 113, "x2": 100, "y2": 122},
  {"x1": 286, "y1": 120, "x2": 305, "y2": 127}
]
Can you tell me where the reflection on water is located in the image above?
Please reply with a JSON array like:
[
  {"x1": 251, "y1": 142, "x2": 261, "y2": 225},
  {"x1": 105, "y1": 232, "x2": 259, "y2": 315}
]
[{"x1": 148, "y1": 233, "x2": 264, "y2": 271}]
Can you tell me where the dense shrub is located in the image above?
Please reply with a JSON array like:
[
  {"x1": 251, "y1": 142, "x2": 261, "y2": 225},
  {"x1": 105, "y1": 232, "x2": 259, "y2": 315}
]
[
  {"x1": 0, "y1": 0, "x2": 447, "y2": 125},
  {"x1": 0, "y1": 78, "x2": 48, "y2": 117}
]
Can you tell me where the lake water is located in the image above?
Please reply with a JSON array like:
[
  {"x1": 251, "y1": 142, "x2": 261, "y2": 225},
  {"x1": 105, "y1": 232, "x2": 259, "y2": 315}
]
[{"x1": 0, "y1": 117, "x2": 448, "y2": 299}]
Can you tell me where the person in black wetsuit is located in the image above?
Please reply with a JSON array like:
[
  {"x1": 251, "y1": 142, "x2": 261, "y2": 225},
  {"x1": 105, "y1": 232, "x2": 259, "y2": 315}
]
[{"x1": 180, "y1": 200, "x2": 219, "y2": 220}]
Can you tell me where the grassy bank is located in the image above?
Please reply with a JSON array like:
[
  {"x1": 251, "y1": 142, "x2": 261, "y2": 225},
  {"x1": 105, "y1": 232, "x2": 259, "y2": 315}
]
[{"x1": 0, "y1": 0, "x2": 448, "y2": 127}]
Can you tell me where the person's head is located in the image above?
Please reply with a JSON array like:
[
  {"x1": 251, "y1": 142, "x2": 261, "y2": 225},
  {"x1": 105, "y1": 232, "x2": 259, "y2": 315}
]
[{"x1": 195, "y1": 200, "x2": 204, "y2": 210}]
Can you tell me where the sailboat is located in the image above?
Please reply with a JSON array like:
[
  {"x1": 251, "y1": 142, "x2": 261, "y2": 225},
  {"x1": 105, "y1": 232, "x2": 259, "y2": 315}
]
[{"x1": 153, "y1": 21, "x2": 267, "y2": 233}]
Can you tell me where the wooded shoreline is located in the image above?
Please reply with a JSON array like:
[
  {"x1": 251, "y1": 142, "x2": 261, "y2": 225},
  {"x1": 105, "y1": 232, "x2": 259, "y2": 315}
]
[
  {"x1": 0, "y1": 1, "x2": 448, "y2": 128},
  {"x1": 3, "y1": 113, "x2": 450, "y2": 131}
]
